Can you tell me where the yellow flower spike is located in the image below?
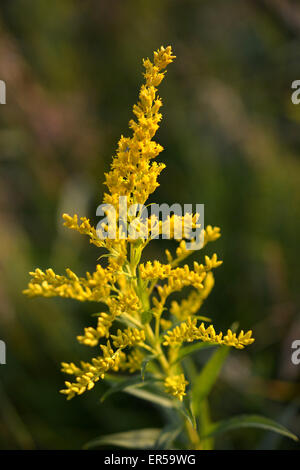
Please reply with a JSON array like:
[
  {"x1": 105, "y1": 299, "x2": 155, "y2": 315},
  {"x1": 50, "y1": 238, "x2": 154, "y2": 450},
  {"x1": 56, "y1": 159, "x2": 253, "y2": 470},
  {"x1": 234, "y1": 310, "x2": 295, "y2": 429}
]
[
  {"x1": 25, "y1": 47, "x2": 255, "y2": 410},
  {"x1": 163, "y1": 317, "x2": 198, "y2": 347},
  {"x1": 166, "y1": 225, "x2": 222, "y2": 268},
  {"x1": 204, "y1": 225, "x2": 221, "y2": 245},
  {"x1": 60, "y1": 340, "x2": 126, "y2": 399},
  {"x1": 164, "y1": 374, "x2": 189, "y2": 401},
  {"x1": 62, "y1": 213, "x2": 105, "y2": 248},
  {"x1": 153, "y1": 46, "x2": 176, "y2": 70},
  {"x1": 103, "y1": 46, "x2": 175, "y2": 209},
  {"x1": 77, "y1": 310, "x2": 119, "y2": 346},
  {"x1": 193, "y1": 254, "x2": 223, "y2": 274},
  {"x1": 23, "y1": 266, "x2": 113, "y2": 302},
  {"x1": 139, "y1": 261, "x2": 172, "y2": 280},
  {"x1": 163, "y1": 317, "x2": 255, "y2": 350}
]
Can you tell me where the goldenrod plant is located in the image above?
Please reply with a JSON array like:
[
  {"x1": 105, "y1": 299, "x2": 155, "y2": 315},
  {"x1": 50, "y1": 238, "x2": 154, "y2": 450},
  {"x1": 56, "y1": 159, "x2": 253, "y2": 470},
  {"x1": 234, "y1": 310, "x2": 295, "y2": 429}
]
[{"x1": 24, "y1": 46, "x2": 297, "y2": 449}]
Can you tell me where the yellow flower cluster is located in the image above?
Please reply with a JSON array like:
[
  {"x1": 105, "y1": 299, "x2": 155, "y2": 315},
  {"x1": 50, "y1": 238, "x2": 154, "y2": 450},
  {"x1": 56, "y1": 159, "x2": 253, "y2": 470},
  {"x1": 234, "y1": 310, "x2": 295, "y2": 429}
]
[
  {"x1": 77, "y1": 312, "x2": 117, "y2": 346},
  {"x1": 139, "y1": 255, "x2": 222, "y2": 318},
  {"x1": 103, "y1": 45, "x2": 175, "y2": 209},
  {"x1": 111, "y1": 328, "x2": 146, "y2": 349},
  {"x1": 163, "y1": 317, "x2": 255, "y2": 349},
  {"x1": 118, "y1": 213, "x2": 200, "y2": 242},
  {"x1": 24, "y1": 46, "x2": 255, "y2": 405},
  {"x1": 165, "y1": 225, "x2": 221, "y2": 266},
  {"x1": 62, "y1": 213, "x2": 128, "y2": 270},
  {"x1": 62, "y1": 214, "x2": 105, "y2": 248},
  {"x1": 170, "y1": 272, "x2": 215, "y2": 321},
  {"x1": 23, "y1": 266, "x2": 113, "y2": 302},
  {"x1": 139, "y1": 254, "x2": 222, "y2": 283},
  {"x1": 164, "y1": 374, "x2": 189, "y2": 401},
  {"x1": 61, "y1": 342, "x2": 125, "y2": 400}
]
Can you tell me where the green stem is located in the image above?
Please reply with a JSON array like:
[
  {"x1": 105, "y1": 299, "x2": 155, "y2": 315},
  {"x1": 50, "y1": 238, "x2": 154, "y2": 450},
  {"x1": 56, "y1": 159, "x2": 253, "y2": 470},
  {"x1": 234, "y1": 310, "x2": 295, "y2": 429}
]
[
  {"x1": 185, "y1": 421, "x2": 201, "y2": 450},
  {"x1": 197, "y1": 399, "x2": 214, "y2": 450}
]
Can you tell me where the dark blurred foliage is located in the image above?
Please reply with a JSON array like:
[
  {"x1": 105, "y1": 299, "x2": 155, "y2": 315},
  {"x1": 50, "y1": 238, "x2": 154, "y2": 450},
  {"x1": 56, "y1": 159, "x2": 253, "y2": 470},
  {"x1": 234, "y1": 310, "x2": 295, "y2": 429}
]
[{"x1": 0, "y1": 0, "x2": 299, "y2": 450}]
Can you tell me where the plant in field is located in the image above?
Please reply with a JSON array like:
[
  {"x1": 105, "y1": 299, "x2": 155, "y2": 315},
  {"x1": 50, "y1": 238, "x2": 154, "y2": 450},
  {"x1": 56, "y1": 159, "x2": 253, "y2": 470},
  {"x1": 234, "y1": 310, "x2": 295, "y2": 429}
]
[{"x1": 24, "y1": 46, "x2": 297, "y2": 449}]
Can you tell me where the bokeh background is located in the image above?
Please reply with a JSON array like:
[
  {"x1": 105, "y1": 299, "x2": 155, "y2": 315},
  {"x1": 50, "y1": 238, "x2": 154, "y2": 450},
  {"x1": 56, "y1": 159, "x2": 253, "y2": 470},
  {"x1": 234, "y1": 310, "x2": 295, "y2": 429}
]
[{"x1": 0, "y1": 0, "x2": 299, "y2": 450}]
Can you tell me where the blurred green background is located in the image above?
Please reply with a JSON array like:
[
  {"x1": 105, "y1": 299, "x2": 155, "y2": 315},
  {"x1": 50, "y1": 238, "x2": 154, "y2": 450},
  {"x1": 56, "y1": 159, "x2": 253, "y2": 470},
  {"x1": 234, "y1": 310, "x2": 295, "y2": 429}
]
[{"x1": 0, "y1": 0, "x2": 299, "y2": 450}]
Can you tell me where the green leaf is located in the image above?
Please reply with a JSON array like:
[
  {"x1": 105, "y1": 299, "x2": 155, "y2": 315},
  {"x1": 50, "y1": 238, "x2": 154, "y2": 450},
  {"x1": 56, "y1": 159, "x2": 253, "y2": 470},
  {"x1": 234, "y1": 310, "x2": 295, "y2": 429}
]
[
  {"x1": 154, "y1": 423, "x2": 183, "y2": 449},
  {"x1": 141, "y1": 354, "x2": 158, "y2": 380},
  {"x1": 176, "y1": 399, "x2": 196, "y2": 429},
  {"x1": 192, "y1": 345, "x2": 230, "y2": 416},
  {"x1": 197, "y1": 399, "x2": 214, "y2": 450},
  {"x1": 172, "y1": 342, "x2": 216, "y2": 365},
  {"x1": 104, "y1": 374, "x2": 197, "y2": 427},
  {"x1": 202, "y1": 415, "x2": 298, "y2": 442},
  {"x1": 101, "y1": 375, "x2": 150, "y2": 402},
  {"x1": 115, "y1": 316, "x2": 142, "y2": 328},
  {"x1": 257, "y1": 403, "x2": 299, "y2": 450},
  {"x1": 126, "y1": 387, "x2": 174, "y2": 408},
  {"x1": 141, "y1": 310, "x2": 153, "y2": 324},
  {"x1": 103, "y1": 375, "x2": 175, "y2": 410},
  {"x1": 126, "y1": 387, "x2": 199, "y2": 431},
  {"x1": 83, "y1": 428, "x2": 162, "y2": 449}
]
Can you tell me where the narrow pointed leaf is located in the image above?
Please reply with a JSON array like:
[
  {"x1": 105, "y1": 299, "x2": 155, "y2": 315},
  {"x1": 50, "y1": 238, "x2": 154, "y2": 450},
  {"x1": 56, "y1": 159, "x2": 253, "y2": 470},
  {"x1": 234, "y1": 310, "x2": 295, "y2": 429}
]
[
  {"x1": 83, "y1": 428, "x2": 162, "y2": 449},
  {"x1": 192, "y1": 345, "x2": 230, "y2": 415},
  {"x1": 126, "y1": 387, "x2": 174, "y2": 408},
  {"x1": 154, "y1": 423, "x2": 183, "y2": 450},
  {"x1": 176, "y1": 399, "x2": 196, "y2": 429},
  {"x1": 202, "y1": 415, "x2": 298, "y2": 442},
  {"x1": 101, "y1": 375, "x2": 148, "y2": 402},
  {"x1": 172, "y1": 342, "x2": 216, "y2": 365}
]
